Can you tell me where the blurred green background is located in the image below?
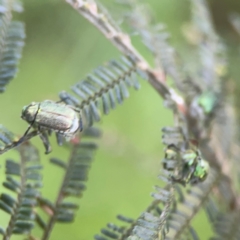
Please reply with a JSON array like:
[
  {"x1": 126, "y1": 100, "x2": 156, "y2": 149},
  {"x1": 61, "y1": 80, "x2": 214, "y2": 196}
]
[{"x1": 0, "y1": 0, "x2": 240, "y2": 239}]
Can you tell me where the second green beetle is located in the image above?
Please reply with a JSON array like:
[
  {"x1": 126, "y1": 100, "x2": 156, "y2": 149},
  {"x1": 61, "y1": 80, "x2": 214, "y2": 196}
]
[
  {"x1": 163, "y1": 145, "x2": 209, "y2": 186},
  {"x1": 180, "y1": 150, "x2": 209, "y2": 185}
]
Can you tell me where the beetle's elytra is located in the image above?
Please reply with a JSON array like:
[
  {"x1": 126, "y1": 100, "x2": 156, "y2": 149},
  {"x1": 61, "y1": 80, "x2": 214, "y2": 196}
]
[{"x1": 20, "y1": 100, "x2": 83, "y2": 154}]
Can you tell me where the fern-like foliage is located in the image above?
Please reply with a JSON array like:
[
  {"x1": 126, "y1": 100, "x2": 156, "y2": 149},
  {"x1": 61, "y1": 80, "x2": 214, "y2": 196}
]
[
  {"x1": 35, "y1": 127, "x2": 100, "y2": 240},
  {"x1": 0, "y1": 124, "x2": 19, "y2": 151},
  {"x1": 165, "y1": 170, "x2": 219, "y2": 240},
  {"x1": 188, "y1": 0, "x2": 226, "y2": 92},
  {"x1": 0, "y1": 0, "x2": 25, "y2": 93},
  {"x1": 94, "y1": 201, "x2": 169, "y2": 240},
  {"x1": 0, "y1": 0, "x2": 238, "y2": 239},
  {"x1": 115, "y1": 0, "x2": 186, "y2": 92},
  {"x1": 59, "y1": 55, "x2": 147, "y2": 128},
  {"x1": 94, "y1": 214, "x2": 135, "y2": 240},
  {"x1": 125, "y1": 125, "x2": 218, "y2": 240},
  {"x1": 115, "y1": 0, "x2": 221, "y2": 141},
  {"x1": 94, "y1": 182, "x2": 204, "y2": 240},
  {"x1": 94, "y1": 131, "x2": 176, "y2": 239},
  {"x1": 0, "y1": 55, "x2": 145, "y2": 154},
  {"x1": 183, "y1": 0, "x2": 227, "y2": 141},
  {"x1": 206, "y1": 198, "x2": 240, "y2": 240},
  {"x1": 181, "y1": 0, "x2": 226, "y2": 142},
  {"x1": 230, "y1": 13, "x2": 240, "y2": 36},
  {"x1": 95, "y1": 125, "x2": 209, "y2": 239},
  {"x1": 0, "y1": 142, "x2": 42, "y2": 239},
  {"x1": 0, "y1": 54, "x2": 146, "y2": 153},
  {"x1": 128, "y1": 185, "x2": 174, "y2": 240}
]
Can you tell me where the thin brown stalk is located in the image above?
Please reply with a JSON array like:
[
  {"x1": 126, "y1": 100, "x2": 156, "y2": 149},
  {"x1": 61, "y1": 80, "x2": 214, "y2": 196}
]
[{"x1": 65, "y1": 0, "x2": 186, "y2": 113}]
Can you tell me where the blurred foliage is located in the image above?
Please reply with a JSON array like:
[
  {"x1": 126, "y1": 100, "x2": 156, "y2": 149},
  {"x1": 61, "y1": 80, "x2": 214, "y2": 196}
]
[{"x1": 0, "y1": 0, "x2": 240, "y2": 239}]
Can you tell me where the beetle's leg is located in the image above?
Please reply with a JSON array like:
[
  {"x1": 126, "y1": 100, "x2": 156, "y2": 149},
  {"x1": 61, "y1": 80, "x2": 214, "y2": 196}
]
[
  {"x1": 56, "y1": 133, "x2": 64, "y2": 146},
  {"x1": 170, "y1": 175, "x2": 186, "y2": 186},
  {"x1": 39, "y1": 131, "x2": 52, "y2": 154},
  {"x1": 79, "y1": 114, "x2": 83, "y2": 132}
]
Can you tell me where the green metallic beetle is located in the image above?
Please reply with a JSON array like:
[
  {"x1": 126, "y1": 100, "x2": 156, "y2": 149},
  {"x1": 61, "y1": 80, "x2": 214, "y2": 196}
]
[
  {"x1": 19, "y1": 100, "x2": 83, "y2": 154},
  {"x1": 181, "y1": 150, "x2": 209, "y2": 185},
  {"x1": 169, "y1": 148, "x2": 209, "y2": 186}
]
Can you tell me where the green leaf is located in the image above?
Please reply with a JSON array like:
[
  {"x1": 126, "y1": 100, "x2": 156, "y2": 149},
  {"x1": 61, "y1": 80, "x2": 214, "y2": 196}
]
[{"x1": 59, "y1": 56, "x2": 143, "y2": 127}]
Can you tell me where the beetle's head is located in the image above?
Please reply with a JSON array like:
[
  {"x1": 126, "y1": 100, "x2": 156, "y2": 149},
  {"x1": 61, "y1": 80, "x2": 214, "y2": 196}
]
[
  {"x1": 21, "y1": 102, "x2": 38, "y2": 123},
  {"x1": 193, "y1": 159, "x2": 209, "y2": 182}
]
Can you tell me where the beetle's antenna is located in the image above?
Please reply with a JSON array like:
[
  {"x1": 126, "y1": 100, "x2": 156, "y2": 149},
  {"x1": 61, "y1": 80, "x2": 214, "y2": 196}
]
[{"x1": 39, "y1": 131, "x2": 52, "y2": 154}]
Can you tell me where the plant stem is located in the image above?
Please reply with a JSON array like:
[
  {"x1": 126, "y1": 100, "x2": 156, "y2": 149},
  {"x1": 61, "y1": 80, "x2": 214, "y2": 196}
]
[
  {"x1": 41, "y1": 146, "x2": 78, "y2": 240},
  {"x1": 65, "y1": 0, "x2": 186, "y2": 112}
]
